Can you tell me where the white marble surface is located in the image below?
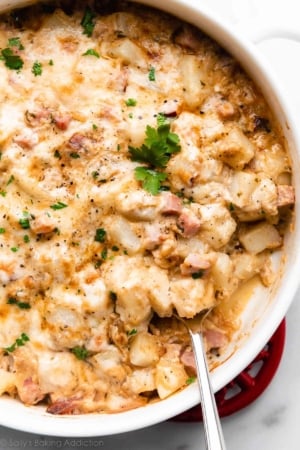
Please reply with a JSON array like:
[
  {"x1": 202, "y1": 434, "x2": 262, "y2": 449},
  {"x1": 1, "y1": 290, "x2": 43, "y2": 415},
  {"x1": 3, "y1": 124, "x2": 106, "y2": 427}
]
[{"x1": 1, "y1": 0, "x2": 300, "y2": 448}]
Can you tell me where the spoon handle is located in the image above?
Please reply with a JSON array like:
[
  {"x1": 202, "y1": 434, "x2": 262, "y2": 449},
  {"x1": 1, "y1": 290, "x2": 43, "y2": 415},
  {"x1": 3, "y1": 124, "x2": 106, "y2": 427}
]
[{"x1": 189, "y1": 331, "x2": 227, "y2": 450}]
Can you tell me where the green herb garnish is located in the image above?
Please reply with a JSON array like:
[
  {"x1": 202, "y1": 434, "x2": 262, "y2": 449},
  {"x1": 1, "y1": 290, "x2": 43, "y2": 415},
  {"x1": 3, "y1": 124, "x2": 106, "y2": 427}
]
[
  {"x1": 70, "y1": 152, "x2": 80, "y2": 159},
  {"x1": 49, "y1": 59, "x2": 54, "y2": 66},
  {"x1": 95, "y1": 228, "x2": 106, "y2": 243},
  {"x1": 148, "y1": 66, "x2": 156, "y2": 81},
  {"x1": 134, "y1": 167, "x2": 167, "y2": 195},
  {"x1": 101, "y1": 248, "x2": 108, "y2": 260},
  {"x1": 7, "y1": 297, "x2": 31, "y2": 309},
  {"x1": 0, "y1": 191, "x2": 6, "y2": 197},
  {"x1": 81, "y1": 7, "x2": 96, "y2": 37},
  {"x1": 127, "y1": 328, "x2": 137, "y2": 336},
  {"x1": 186, "y1": 376, "x2": 196, "y2": 385},
  {"x1": 4, "y1": 332, "x2": 30, "y2": 353},
  {"x1": 71, "y1": 346, "x2": 89, "y2": 360},
  {"x1": 7, "y1": 175, "x2": 15, "y2": 185},
  {"x1": 128, "y1": 116, "x2": 180, "y2": 168},
  {"x1": 191, "y1": 270, "x2": 204, "y2": 279},
  {"x1": 1, "y1": 48, "x2": 24, "y2": 70},
  {"x1": 50, "y1": 201, "x2": 68, "y2": 210},
  {"x1": 23, "y1": 235, "x2": 30, "y2": 243},
  {"x1": 0, "y1": 228, "x2": 5, "y2": 234},
  {"x1": 125, "y1": 98, "x2": 137, "y2": 107},
  {"x1": 8, "y1": 37, "x2": 24, "y2": 50},
  {"x1": 10, "y1": 247, "x2": 19, "y2": 252},
  {"x1": 83, "y1": 48, "x2": 100, "y2": 58},
  {"x1": 32, "y1": 61, "x2": 42, "y2": 76},
  {"x1": 19, "y1": 217, "x2": 30, "y2": 229}
]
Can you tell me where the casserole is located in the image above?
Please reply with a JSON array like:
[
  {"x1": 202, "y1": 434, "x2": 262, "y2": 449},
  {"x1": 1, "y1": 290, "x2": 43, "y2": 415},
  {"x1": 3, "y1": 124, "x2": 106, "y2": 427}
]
[{"x1": 0, "y1": 0, "x2": 299, "y2": 437}]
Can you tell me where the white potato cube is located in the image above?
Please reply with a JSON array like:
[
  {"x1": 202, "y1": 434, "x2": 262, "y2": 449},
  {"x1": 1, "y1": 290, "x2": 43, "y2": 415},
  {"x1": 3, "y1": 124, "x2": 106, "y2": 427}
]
[
  {"x1": 155, "y1": 359, "x2": 188, "y2": 399},
  {"x1": 214, "y1": 128, "x2": 255, "y2": 169},
  {"x1": 129, "y1": 332, "x2": 161, "y2": 367},
  {"x1": 239, "y1": 222, "x2": 282, "y2": 254}
]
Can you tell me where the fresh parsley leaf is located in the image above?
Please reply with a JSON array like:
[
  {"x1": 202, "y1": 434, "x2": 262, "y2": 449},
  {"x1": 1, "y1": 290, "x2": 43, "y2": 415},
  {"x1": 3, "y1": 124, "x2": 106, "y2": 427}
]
[
  {"x1": 10, "y1": 247, "x2": 19, "y2": 252},
  {"x1": 7, "y1": 297, "x2": 31, "y2": 309},
  {"x1": 101, "y1": 248, "x2": 108, "y2": 260},
  {"x1": 0, "y1": 228, "x2": 5, "y2": 234},
  {"x1": 125, "y1": 98, "x2": 137, "y2": 107},
  {"x1": 32, "y1": 61, "x2": 42, "y2": 76},
  {"x1": 134, "y1": 167, "x2": 167, "y2": 195},
  {"x1": 49, "y1": 59, "x2": 54, "y2": 66},
  {"x1": 95, "y1": 228, "x2": 106, "y2": 243},
  {"x1": 50, "y1": 201, "x2": 68, "y2": 210},
  {"x1": 4, "y1": 332, "x2": 29, "y2": 353},
  {"x1": 19, "y1": 217, "x2": 30, "y2": 229},
  {"x1": 71, "y1": 346, "x2": 89, "y2": 360},
  {"x1": 1, "y1": 48, "x2": 24, "y2": 70},
  {"x1": 81, "y1": 7, "x2": 96, "y2": 37},
  {"x1": 129, "y1": 118, "x2": 181, "y2": 168},
  {"x1": 23, "y1": 235, "x2": 30, "y2": 243},
  {"x1": 148, "y1": 66, "x2": 156, "y2": 81},
  {"x1": 83, "y1": 48, "x2": 100, "y2": 58},
  {"x1": 70, "y1": 152, "x2": 80, "y2": 159}
]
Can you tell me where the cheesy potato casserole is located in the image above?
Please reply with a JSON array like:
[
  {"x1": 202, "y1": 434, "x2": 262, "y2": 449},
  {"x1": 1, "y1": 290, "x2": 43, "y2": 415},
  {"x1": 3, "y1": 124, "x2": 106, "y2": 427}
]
[{"x1": 0, "y1": 0, "x2": 294, "y2": 414}]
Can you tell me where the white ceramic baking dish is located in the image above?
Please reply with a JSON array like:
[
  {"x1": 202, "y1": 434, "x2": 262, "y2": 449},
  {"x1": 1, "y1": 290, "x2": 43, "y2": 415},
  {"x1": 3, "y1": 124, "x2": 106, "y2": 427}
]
[{"x1": 0, "y1": 0, "x2": 300, "y2": 437}]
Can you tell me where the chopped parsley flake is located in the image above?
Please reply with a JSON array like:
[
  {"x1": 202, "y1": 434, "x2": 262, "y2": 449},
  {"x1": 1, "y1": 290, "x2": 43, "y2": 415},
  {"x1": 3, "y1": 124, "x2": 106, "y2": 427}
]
[
  {"x1": 23, "y1": 235, "x2": 30, "y2": 243},
  {"x1": 191, "y1": 270, "x2": 204, "y2": 279},
  {"x1": 134, "y1": 167, "x2": 167, "y2": 195},
  {"x1": 95, "y1": 228, "x2": 106, "y2": 243},
  {"x1": 0, "y1": 48, "x2": 24, "y2": 70},
  {"x1": 125, "y1": 98, "x2": 137, "y2": 107},
  {"x1": 127, "y1": 328, "x2": 137, "y2": 336},
  {"x1": 0, "y1": 191, "x2": 6, "y2": 197},
  {"x1": 83, "y1": 48, "x2": 100, "y2": 58},
  {"x1": 54, "y1": 149, "x2": 61, "y2": 159},
  {"x1": 10, "y1": 247, "x2": 19, "y2": 252},
  {"x1": 50, "y1": 201, "x2": 68, "y2": 210},
  {"x1": 4, "y1": 332, "x2": 30, "y2": 353},
  {"x1": 49, "y1": 59, "x2": 54, "y2": 66},
  {"x1": 186, "y1": 376, "x2": 197, "y2": 385},
  {"x1": 0, "y1": 228, "x2": 5, "y2": 234},
  {"x1": 148, "y1": 66, "x2": 156, "y2": 81},
  {"x1": 71, "y1": 346, "x2": 89, "y2": 360},
  {"x1": 7, "y1": 297, "x2": 31, "y2": 309},
  {"x1": 111, "y1": 245, "x2": 119, "y2": 251},
  {"x1": 8, "y1": 37, "x2": 24, "y2": 50},
  {"x1": 101, "y1": 248, "x2": 108, "y2": 260},
  {"x1": 32, "y1": 61, "x2": 42, "y2": 76},
  {"x1": 7, "y1": 175, "x2": 15, "y2": 185},
  {"x1": 19, "y1": 217, "x2": 30, "y2": 229},
  {"x1": 81, "y1": 7, "x2": 96, "y2": 37},
  {"x1": 70, "y1": 152, "x2": 80, "y2": 159},
  {"x1": 92, "y1": 124, "x2": 98, "y2": 130}
]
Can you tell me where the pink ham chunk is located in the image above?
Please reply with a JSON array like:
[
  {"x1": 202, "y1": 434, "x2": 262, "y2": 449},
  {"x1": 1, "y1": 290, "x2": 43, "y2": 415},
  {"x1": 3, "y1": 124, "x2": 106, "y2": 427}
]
[
  {"x1": 177, "y1": 209, "x2": 201, "y2": 237},
  {"x1": 161, "y1": 192, "x2": 182, "y2": 215},
  {"x1": 18, "y1": 377, "x2": 45, "y2": 405},
  {"x1": 277, "y1": 185, "x2": 295, "y2": 207},
  {"x1": 53, "y1": 113, "x2": 72, "y2": 131},
  {"x1": 180, "y1": 253, "x2": 211, "y2": 276}
]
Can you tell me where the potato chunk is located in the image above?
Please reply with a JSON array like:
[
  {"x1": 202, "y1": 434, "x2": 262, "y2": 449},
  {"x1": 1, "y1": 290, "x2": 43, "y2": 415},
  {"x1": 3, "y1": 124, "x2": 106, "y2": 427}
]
[
  {"x1": 214, "y1": 128, "x2": 255, "y2": 169},
  {"x1": 129, "y1": 332, "x2": 162, "y2": 367},
  {"x1": 239, "y1": 222, "x2": 282, "y2": 254}
]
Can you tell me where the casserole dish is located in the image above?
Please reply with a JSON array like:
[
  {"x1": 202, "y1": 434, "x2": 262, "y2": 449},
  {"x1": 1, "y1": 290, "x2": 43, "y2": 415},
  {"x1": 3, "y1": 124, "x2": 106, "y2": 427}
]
[{"x1": 0, "y1": 0, "x2": 299, "y2": 437}]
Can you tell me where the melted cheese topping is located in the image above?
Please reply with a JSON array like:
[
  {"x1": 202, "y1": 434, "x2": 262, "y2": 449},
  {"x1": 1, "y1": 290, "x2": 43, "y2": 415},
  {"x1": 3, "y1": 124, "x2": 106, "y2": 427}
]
[{"x1": 0, "y1": 1, "x2": 294, "y2": 414}]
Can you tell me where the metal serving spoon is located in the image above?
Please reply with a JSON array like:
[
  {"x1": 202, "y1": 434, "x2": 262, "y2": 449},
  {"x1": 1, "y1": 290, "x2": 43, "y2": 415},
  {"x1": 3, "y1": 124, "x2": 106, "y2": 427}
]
[{"x1": 176, "y1": 315, "x2": 227, "y2": 450}]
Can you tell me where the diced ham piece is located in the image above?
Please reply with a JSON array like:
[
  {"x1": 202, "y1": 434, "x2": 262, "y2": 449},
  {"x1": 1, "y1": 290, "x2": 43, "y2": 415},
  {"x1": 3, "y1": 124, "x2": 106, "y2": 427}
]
[
  {"x1": 161, "y1": 192, "x2": 182, "y2": 215},
  {"x1": 68, "y1": 133, "x2": 86, "y2": 151},
  {"x1": 180, "y1": 347, "x2": 196, "y2": 375},
  {"x1": 18, "y1": 377, "x2": 45, "y2": 405},
  {"x1": 144, "y1": 224, "x2": 166, "y2": 250},
  {"x1": 180, "y1": 253, "x2": 211, "y2": 275},
  {"x1": 180, "y1": 330, "x2": 228, "y2": 372},
  {"x1": 14, "y1": 128, "x2": 39, "y2": 149},
  {"x1": 47, "y1": 397, "x2": 80, "y2": 415},
  {"x1": 277, "y1": 185, "x2": 295, "y2": 207},
  {"x1": 177, "y1": 209, "x2": 201, "y2": 237},
  {"x1": 30, "y1": 214, "x2": 56, "y2": 234},
  {"x1": 204, "y1": 329, "x2": 228, "y2": 350},
  {"x1": 53, "y1": 113, "x2": 72, "y2": 131}
]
